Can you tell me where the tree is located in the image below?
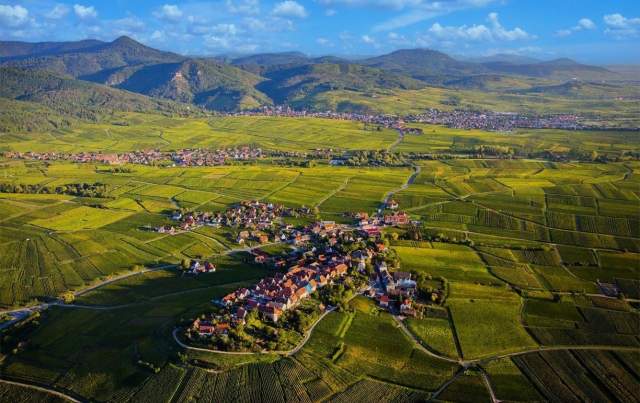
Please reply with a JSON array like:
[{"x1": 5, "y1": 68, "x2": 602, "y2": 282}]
[
  {"x1": 181, "y1": 259, "x2": 191, "y2": 270},
  {"x1": 59, "y1": 291, "x2": 75, "y2": 304}
]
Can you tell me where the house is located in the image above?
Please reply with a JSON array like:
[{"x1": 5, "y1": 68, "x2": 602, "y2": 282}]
[
  {"x1": 400, "y1": 300, "x2": 417, "y2": 317},
  {"x1": 259, "y1": 234, "x2": 270, "y2": 244},
  {"x1": 321, "y1": 221, "x2": 336, "y2": 230},
  {"x1": 355, "y1": 212, "x2": 369, "y2": 220},
  {"x1": 260, "y1": 305, "x2": 282, "y2": 322},
  {"x1": 235, "y1": 307, "x2": 248, "y2": 324},
  {"x1": 379, "y1": 295, "x2": 390, "y2": 308},
  {"x1": 189, "y1": 260, "x2": 201, "y2": 272},
  {"x1": 203, "y1": 261, "x2": 216, "y2": 272},
  {"x1": 215, "y1": 322, "x2": 230, "y2": 334},
  {"x1": 384, "y1": 211, "x2": 409, "y2": 225},
  {"x1": 194, "y1": 319, "x2": 214, "y2": 336},
  {"x1": 334, "y1": 263, "x2": 348, "y2": 276},
  {"x1": 387, "y1": 199, "x2": 399, "y2": 210},
  {"x1": 255, "y1": 254, "x2": 268, "y2": 264},
  {"x1": 393, "y1": 271, "x2": 412, "y2": 282}
]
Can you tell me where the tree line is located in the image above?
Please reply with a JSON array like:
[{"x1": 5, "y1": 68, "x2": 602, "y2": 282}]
[{"x1": 0, "y1": 182, "x2": 108, "y2": 198}]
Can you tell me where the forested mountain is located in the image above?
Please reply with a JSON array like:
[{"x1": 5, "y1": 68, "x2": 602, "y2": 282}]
[
  {"x1": 2, "y1": 36, "x2": 184, "y2": 77},
  {"x1": 0, "y1": 67, "x2": 197, "y2": 132},
  {"x1": 0, "y1": 36, "x2": 627, "y2": 115},
  {"x1": 256, "y1": 63, "x2": 425, "y2": 104},
  {"x1": 360, "y1": 49, "x2": 487, "y2": 82}
]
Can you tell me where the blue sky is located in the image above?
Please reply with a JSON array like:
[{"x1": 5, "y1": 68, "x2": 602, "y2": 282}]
[{"x1": 1, "y1": 0, "x2": 639, "y2": 63}]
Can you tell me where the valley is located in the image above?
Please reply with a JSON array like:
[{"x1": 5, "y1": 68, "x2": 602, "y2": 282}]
[{"x1": 0, "y1": 27, "x2": 639, "y2": 403}]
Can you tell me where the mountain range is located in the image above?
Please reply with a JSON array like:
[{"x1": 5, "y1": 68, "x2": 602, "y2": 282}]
[{"x1": 0, "y1": 35, "x2": 626, "y2": 120}]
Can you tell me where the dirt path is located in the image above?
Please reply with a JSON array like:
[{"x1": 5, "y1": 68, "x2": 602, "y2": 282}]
[
  {"x1": 0, "y1": 378, "x2": 82, "y2": 403},
  {"x1": 387, "y1": 129, "x2": 404, "y2": 152},
  {"x1": 380, "y1": 165, "x2": 421, "y2": 210},
  {"x1": 315, "y1": 177, "x2": 350, "y2": 209},
  {"x1": 392, "y1": 315, "x2": 460, "y2": 364},
  {"x1": 479, "y1": 367, "x2": 500, "y2": 403},
  {"x1": 172, "y1": 306, "x2": 337, "y2": 356}
]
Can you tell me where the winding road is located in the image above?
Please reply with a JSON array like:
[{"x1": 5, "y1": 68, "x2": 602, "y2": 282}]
[
  {"x1": 0, "y1": 378, "x2": 81, "y2": 403},
  {"x1": 172, "y1": 305, "x2": 337, "y2": 356}
]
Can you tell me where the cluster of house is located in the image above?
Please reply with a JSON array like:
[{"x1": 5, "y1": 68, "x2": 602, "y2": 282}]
[
  {"x1": 192, "y1": 243, "x2": 351, "y2": 337},
  {"x1": 4, "y1": 147, "x2": 262, "y2": 167},
  {"x1": 158, "y1": 201, "x2": 311, "y2": 236},
  {"x1": 223, "y1": 105, "x2": 604, "y2": 133},
  {"x1": 406, "y1": 109, "x2": 586, "y2": 131},
  {"x1": 171, "y1": 147, "x2": 262, "y2": 166},
  {"x1": 228, "y1": 106, "x2": 401, "y2": 129},
  {"x1": 187, "y1": 260, "x2": 217, "y2": 275},
  {"x1": 373, "y1": 262, "x2": 419, "y2": 317}
]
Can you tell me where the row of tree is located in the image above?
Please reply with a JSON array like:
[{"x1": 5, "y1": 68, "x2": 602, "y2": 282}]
[{"x1": 0, "y1": 182, "x2": 108, "y2": 198}]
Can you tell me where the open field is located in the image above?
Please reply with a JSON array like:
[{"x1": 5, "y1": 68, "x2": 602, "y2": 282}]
[
  {"x1": 1, "y1": 129, "x2": 639, "y2": 402},
  {"x1": 2, "y1": 114, "x2": 640, "y2": 158},
  {"x1": 0, "y1": 160, "x2": 409, "y2": 307}
]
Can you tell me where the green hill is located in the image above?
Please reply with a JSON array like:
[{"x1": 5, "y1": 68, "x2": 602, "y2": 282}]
[
  {"x1": 2, "y1": 36, "x2": 184, "y2": 78},
  {"x1": 257, "y1": 62, "x2": 425, "y2": 104},
  {"x1": 360, "y1": 49, "x2": 486, "y2": 83},
  {"x1": 0, "y1": 67, "x2": 197, "y2": 132},
  {"x1": 87, "y1": 59, "x2": 271, "y2": 111},
  {"x1": 481, "y1": 58, "x2": 617, "y2": 81}
]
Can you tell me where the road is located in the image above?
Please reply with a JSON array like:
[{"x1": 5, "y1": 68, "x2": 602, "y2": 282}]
[
  {"x1": 392, "y1": 315, "x2": 460, "y2": 364},
  {"x1": 381, "y1": 164, "x2": 421, "y2": 210},
  {"x1": 172, "y1": 305, "x2": 337, "y2": 356},
  {"x1": 0, "y1": 242, "x2": 281, "y2": 324},
  {"x1": 0, "y1": 378, "x2": 81, "y2": 403}
]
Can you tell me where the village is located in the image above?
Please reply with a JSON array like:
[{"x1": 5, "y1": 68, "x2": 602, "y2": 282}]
[
  {"x1": 179, "y1": 199, "x2": 427, "y2": 352},
  {"x1": 156, "y1": 200, "x2": 312, "y2": 243},
  {"x1": 3, "y1": 146, "x2": 262, "y2": 167},
  {"x1": 228, "y1": 105, "x2": 600, "y2": 131}
]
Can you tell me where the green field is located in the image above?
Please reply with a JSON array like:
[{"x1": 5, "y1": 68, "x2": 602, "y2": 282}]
[{"x1": 1, "y1": 116, "x2": 639, "y2": 402}]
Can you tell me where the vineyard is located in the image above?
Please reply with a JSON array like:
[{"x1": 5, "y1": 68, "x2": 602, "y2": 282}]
[{"x1": 0, "y1": 155, "x2": 638, "y2": 402}]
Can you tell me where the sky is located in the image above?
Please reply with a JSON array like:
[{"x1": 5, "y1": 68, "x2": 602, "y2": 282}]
[{"x1": 0, "y1": 0, "x2": 639, "y2": 63}]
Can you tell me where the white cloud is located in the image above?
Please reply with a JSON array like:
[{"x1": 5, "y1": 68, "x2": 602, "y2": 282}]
[
  {"x1": 150, "y1": 30, "x2": 164, "y2": 41},
  {"x1": 73, "y1": 4, "x2": 97, "y2": 19},
  {"x1": 578, "y1": 18, "x2": 595, "y2": 30},
  {"x1": 603, "y1": 13, "x2": 640, "y2": 38},
  {"x1": 426, "y1": 13, "x2": 530, "y2": 43},
  {"x1": 363, "y1": 0, "x2": 498, "y2": 31},
  {"x1": 316, "y1": 37, "x2": 332, "y2": 46},
  {"x1": 112, "y1": 17, "x2": 145, "y2": 33},
  {"x1": 555, "y1": 17, "x2": 595, "y2": 37},
  {"x1": 387, "y1": 31, "x2": 410, "y2": 45},
  {"x1": 604, "y1": 13, "x2": 636, "y2": 28},
  {"x1": 212, "y1": 23, "x2": 238, "y2": 36},
  {"x1": 361, "y1": 34, "x2": 375, "y2": 44},
  {"x1": 272, "y1": 1, "x2": 308, "y2": 18},
  {"x1": 487, "y1": 12, "x2": 530, "y2": 41},
  {"x1": 153, "y1": 4, "x2": 183, "y2": 22},
  {"x1": 46, "y1": 4, "x2": 70, "y2": 19},
  {"x1": 226, "y1": 0, "x2": 260, "y2": 15},
  {"x1": 0, "y1": 4, "x2": 30, "y2": 27}
]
